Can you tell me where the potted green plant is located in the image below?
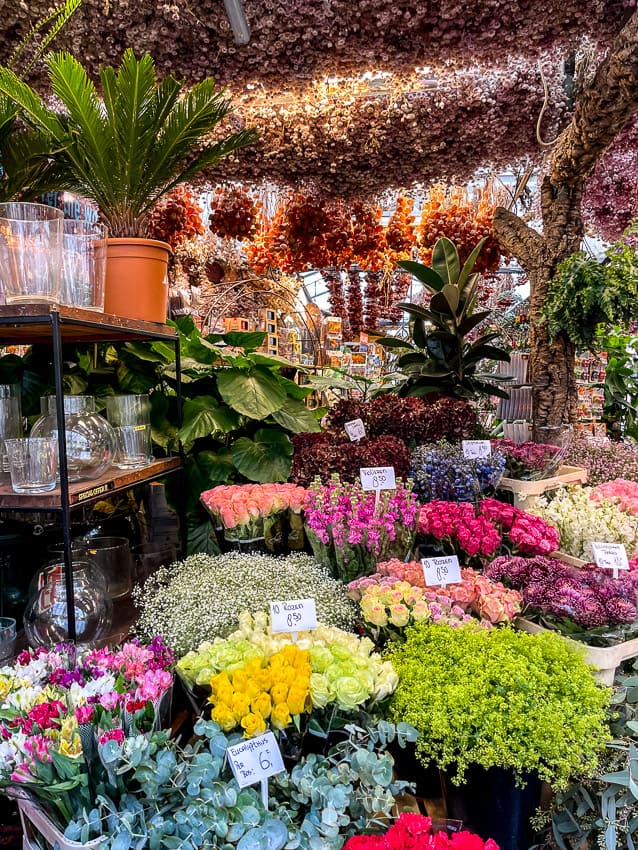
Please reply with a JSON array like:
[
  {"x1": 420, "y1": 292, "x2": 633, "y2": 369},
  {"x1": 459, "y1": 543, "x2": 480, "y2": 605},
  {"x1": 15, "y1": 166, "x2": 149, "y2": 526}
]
[
  {"x1": 0, "y1": 49, "x2": 257, "y2": 322},
  {"x1": 376, "y1": 237, "x2": 511, "y2": 400},
  {"x1": 388, "y1": 623, "x2": 611, "y2": 850}
]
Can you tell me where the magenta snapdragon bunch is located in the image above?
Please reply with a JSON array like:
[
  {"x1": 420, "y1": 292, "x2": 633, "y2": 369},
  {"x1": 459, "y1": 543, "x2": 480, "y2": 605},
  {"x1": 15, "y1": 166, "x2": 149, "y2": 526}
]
[{"x1": 304, "y1": 474, "x2": 419, "y2": 582}]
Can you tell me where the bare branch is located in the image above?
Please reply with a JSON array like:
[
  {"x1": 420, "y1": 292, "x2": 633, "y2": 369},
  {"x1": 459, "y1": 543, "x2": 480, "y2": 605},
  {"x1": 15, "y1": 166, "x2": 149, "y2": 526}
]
[{"x1": 493, "y1": 206, "x2": 544, "y2": 267}]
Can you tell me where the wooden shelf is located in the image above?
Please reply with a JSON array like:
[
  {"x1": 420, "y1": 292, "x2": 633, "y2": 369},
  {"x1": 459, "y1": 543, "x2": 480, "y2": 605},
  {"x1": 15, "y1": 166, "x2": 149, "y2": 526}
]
[
  {"x1": 0, "y1": 456, "x2": 181, "y2": 510},
  {"x1": 0, "y1": 304, "x2": 178, "y2": 344}
]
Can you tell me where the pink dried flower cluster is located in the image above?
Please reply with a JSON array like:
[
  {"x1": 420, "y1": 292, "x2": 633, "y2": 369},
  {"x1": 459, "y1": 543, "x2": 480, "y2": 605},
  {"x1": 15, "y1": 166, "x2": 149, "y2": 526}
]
[
  {"x1": 563, "y1": 435, "x2": 638, "y2": 486},
  {"x1": 201, "y1": 483, "x2": 308, "y2": 529},
  {"x1": 417, "y1": 498, "x2": 559, "y2": 561},
  {"x1": 486, "y1": 555, "x2": 638, "y2": 629},
  {"x1": 591, "y1": 478, "x2": 638, "y2": 515},
  {"x1": 348, "y1": 561, "x2": 522, "y2": 625}
]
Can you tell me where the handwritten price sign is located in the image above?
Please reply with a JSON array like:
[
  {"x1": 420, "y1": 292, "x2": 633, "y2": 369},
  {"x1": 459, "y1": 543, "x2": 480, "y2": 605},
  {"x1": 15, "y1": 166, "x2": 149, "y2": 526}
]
[
  {"x1": 421, "y1": 555, "x2": 462, "y2": 587},
  {"x1": 345, "y1": 418, "x2": 366, "y2": 441},
  {"x1": 359, "y1": 466, "x2": 396, "y2": 491},
  {"x1": 227, "y1": 732, "x2": 285, "y2": 789},
  {"x1": 270, "y1": 599, "x2": 317, "y2": 633},
  {"x1": 462, "y1": 440, "x2": 492, "y2": 459},
  {"x1": 591, "y1": 542, "x2": 629, "y2": 577}
]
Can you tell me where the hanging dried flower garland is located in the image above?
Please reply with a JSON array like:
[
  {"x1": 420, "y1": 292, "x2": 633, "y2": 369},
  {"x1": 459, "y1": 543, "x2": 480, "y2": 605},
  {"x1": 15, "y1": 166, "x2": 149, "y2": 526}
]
[
  {"x1": 147, "y1": 186, "x2": 204, "y2": 250},
  {"x1": 208, "y1": 185, "x2": 260, "y2": 241}
]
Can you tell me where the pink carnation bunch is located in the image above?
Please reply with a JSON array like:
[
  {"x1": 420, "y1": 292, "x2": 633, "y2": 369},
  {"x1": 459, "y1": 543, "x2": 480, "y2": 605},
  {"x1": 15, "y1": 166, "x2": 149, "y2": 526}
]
[{"x1": 343, "y1": 813, "x2": 499, "y2": 850}]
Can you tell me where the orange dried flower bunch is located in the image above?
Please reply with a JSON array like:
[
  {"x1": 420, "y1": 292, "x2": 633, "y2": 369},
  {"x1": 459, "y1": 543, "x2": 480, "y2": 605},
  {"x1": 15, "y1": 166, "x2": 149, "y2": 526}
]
[
  {"x1": 208, "y1": 185, "x2": 260, "y2": 241},
  {"x1": 385, "y1": 195, "x2": 415, "y2": 261},
  {"x1": 148, "y1": 186, "x2": 204, "y2": 250},
  {"x1": 350, "y1": 201, "x2": 387, "y2": 271},
  {"x1": 418, "y1": 184, "x2": 503, "y2": 275}
]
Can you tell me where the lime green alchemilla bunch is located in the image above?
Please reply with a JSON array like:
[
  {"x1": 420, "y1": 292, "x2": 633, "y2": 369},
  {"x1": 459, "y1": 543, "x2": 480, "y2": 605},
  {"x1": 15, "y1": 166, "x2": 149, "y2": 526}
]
[{"x1": 388, "y1": 624, "x2": 610, "y2": 789}]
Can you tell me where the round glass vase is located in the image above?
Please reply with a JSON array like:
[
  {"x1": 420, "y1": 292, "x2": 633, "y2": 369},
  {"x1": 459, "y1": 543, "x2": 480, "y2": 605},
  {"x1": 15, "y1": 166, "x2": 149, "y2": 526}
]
[
  {"x1": 23, "y1": 560, "x2": 113, "y2": 648},
  {"x1": 31, "y1": 395, "x2": 116, "y2": 482}
]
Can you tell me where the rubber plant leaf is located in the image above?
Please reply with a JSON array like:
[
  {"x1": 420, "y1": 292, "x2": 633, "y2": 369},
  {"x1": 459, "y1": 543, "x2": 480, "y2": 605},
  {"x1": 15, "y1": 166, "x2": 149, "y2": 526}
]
[
  {"x1": 398, "y1": 260, "x2": 445, "y2": 292},
  {"x1": 431, "y1": 237, "x2": 460, "y2": 287}
]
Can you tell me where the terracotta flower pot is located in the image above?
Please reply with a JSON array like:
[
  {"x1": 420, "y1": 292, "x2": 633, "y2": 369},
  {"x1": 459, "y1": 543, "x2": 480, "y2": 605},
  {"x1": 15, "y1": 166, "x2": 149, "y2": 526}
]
[{"x1": 103, "y1": 237, "x2": 171, "y2": 323}]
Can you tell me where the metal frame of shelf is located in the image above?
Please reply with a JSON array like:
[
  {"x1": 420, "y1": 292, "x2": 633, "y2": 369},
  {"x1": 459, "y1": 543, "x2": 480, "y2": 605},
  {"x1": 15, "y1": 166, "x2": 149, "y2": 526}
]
[{"x1": 0, "y1": 304, "x2": 183, "y2": 642}]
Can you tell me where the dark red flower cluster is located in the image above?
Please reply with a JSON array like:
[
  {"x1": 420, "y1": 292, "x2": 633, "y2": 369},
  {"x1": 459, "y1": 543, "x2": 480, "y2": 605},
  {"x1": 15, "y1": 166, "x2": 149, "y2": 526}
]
[
  {"x1": 344, "y1": 813, "x2": 499, "y2": 850},
  {"x1": 324, "y1": 395, "x2": 477, "y2": 446},
  {"x1": 289, "y1": 433, "x2": 410, "y2": 486}
]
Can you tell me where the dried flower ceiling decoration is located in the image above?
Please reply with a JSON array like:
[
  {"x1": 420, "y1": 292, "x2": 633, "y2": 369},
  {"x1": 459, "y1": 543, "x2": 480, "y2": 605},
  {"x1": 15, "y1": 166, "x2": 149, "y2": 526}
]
[{"x1": 2, "y1": 0, "x2": 633, "y2": 90}]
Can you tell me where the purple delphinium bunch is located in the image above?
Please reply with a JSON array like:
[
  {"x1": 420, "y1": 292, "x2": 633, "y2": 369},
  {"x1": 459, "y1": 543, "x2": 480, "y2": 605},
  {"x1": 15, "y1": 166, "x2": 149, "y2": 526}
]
[
  {"x1": 486, "y1": 554, "x2": 638, "y2": 629},
  {"x1": 563, "y1": 434, "x2": 638, "y2": 486},
  {"x1": 411, "y1": 441, "x2": 506, "y2": 502},
  {"x1": 491, "y1": 438, "x2": 562, "y2": 480}
]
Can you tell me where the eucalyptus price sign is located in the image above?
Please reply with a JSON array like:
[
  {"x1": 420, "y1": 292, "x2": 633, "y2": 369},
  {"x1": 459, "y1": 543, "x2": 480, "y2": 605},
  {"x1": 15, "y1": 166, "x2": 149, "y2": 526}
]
[
  {"x1": 227, "y1": 731, "x2": 285, "y2": 808},
  {"x1": 344, "y1": 418, "x2": 366, "y2": 441},
  {"x1": 462, "y1": 440, "x2": 492, "y2": 459},
  {"x1": 591, "y1": 542, "x2": 629, "y2": 579},
  {"x1": 421, "y1": 555, "x2": 462, "y2": 588},
  {"x1": 270, "y1": 598, "x2": 317, "y2": 634}
]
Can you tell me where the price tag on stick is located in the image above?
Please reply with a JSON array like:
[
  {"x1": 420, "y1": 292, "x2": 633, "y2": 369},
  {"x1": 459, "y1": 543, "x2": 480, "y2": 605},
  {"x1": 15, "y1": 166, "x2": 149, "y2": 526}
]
[
  {"x1": 345, "y1": 418, "x2": 366, "y2": 441},
  {"x1": 270, "y1": 598, "x2": 317, "y2": 636},
  {"x1": 462, "y1": 440, "x2": 492, "y2": 459},
  {"x1": 591, "y1": 542, "x2": 629, "y2": 579},
  {"x1": 227, "y1": 731, "x2": 285, "y2": 809},
  {"x1": 359, "y1": 466, "x2": 396, "y2": 491},
  {"x1": 421, "y1": 555, "x2": 462, "y2": 588}
]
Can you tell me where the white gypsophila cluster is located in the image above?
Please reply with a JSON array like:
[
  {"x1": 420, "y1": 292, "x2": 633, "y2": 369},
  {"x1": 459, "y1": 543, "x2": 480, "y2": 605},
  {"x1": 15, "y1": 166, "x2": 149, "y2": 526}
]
[
  {"x1": 132, "y1": 552, "x2": 357, "y2": 656},
  {"x1": 531, "y1": 486, "x2": 638, "y2": 561}
]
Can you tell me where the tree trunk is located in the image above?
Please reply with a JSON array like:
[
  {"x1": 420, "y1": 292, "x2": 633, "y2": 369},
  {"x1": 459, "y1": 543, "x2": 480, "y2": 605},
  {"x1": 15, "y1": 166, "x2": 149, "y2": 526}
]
[{"x1": 494, "y1": 8, "x2": 638, "y2": 430}]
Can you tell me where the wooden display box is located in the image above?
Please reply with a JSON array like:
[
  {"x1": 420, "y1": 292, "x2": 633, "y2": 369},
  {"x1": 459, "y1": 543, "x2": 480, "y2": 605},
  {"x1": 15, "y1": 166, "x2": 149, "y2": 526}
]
[{"x1": 498, "y1": 465, "x2": 588, "y2": 508}]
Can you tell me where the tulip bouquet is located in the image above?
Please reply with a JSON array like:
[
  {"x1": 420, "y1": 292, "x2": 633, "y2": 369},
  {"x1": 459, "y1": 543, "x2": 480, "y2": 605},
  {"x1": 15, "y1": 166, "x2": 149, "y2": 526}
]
[
  {"x1": 344, "y1": 813, "x2": 500, "y2": 850},
  {"x1": 346, "y1": 563, "x2": 522, "y2": 644},
  {"x1": 531, "y1": 486, "x2": 638, "y2": 561},
  {"x1": 0, "y1": 639, "x2": 173, "y2": 829},
  {"x1": 486, "y1": 554, "x2": 638, "y2": 636},
  {"x1": 416, "y1": 499, "x2": 559, "y2": 566},
  {"x1": 303, "y1": 474, "x2": 419, "y2": 582},
  {"x1": 177, "y1": 611, "x2": 398, "y2": 739},
  {"x1": 201, "y1": 483, "x2": 308, "y2": 550}
]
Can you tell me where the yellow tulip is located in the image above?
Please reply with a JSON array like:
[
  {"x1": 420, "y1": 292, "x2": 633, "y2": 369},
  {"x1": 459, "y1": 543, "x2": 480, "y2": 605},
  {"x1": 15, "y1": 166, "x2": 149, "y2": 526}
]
[{"x1": 270, "y1": 702, "x2": 292, "y2": 730}]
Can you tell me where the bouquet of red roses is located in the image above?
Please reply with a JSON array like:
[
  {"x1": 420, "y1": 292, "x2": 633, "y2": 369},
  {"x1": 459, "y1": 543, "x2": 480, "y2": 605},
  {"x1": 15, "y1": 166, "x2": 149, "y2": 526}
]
[{"x1": 344, "y1": 813, "x2": 499, "y2": 850}]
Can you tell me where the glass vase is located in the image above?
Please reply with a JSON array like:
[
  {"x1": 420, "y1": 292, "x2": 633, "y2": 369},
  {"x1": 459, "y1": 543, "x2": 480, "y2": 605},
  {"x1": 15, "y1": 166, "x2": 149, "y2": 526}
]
[{"x1": 31, "y1": 395, "x2": 116, "y2": 482}]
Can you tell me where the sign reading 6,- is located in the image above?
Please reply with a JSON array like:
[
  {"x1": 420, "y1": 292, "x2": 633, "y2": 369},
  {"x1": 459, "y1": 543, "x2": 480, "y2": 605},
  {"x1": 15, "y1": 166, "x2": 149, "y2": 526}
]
[{"x1": 227, "y1": 732, "x2": 285, "y2": 789}]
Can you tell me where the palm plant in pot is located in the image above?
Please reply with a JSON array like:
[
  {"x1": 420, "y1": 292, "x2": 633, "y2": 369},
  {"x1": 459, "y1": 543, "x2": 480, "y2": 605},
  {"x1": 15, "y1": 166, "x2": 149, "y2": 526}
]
[{"x1": 0, "y1": 49, "x2": 257, "y2": 322}]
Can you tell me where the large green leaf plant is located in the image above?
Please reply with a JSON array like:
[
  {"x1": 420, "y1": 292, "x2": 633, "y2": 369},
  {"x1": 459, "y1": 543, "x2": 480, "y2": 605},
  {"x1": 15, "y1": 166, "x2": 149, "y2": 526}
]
[
  {"x1": 0, "y1": 317, "x2": 320, "y2": 553},
  {"x1": 376, "y1": 237, "x2": 511, "y2": 400},
  {"x1": 0, "y1": 49, "x2": 257, "y2": 236}
]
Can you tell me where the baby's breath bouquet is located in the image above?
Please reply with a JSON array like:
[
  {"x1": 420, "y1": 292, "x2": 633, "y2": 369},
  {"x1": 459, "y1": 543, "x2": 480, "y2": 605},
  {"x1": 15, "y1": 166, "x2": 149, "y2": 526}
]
[{"x1": 133, "y1": 552, "x2": 356, "y2": 656}]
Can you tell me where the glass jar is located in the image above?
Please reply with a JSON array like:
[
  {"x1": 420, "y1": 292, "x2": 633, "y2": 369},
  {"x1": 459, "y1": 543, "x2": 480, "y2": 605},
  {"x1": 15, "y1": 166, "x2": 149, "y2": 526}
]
[
  {"x1": 31, "y1": 396, "x2": 116, "y2": 482},
  {"x1": 23, "y1": 560, "x2": 113, "y2": 648},
  {"x1": 28, "y1": 543, "x2": 108, "y2": 599}
]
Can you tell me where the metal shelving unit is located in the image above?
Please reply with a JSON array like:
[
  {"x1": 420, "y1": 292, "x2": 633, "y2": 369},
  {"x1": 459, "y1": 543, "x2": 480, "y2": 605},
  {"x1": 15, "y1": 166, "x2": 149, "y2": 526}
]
[{"x1": 0, "y1": 304, "x2": 183, "y2": 641}]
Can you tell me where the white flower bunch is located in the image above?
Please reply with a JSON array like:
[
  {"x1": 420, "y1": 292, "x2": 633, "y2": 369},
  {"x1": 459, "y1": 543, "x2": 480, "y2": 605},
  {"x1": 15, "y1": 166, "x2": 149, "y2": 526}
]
[
  {"x1": 133, "y1": 552, "x2": 356, "y2": 656},
  {"x1": 531, "y1": 485, "x2": 638, "y2": 560}
]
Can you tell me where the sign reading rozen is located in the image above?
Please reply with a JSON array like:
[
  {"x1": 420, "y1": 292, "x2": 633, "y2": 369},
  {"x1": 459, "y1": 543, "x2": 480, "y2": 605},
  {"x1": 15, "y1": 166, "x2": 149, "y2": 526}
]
[
  {"x1": 421, "y1": 555, "x2": 462, "y2": 587},
  {"x1": 359, "y1": 466, "x2": 396, "y2": 491},
  {"x1": 270, "y1": 598, "x2": 317, "y2": 633},
  {"x1": 227, "y1": 732, "x2": 285, "y2": 788}
]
